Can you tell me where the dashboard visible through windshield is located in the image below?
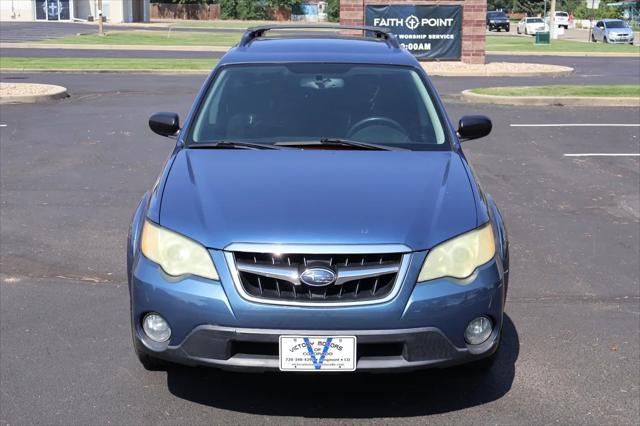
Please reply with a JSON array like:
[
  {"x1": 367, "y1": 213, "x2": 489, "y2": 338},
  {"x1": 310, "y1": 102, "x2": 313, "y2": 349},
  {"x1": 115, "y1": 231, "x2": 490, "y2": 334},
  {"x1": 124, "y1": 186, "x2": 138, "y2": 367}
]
[{"x1": 189, "y1": 63, "x2": 450, "y2": 151}]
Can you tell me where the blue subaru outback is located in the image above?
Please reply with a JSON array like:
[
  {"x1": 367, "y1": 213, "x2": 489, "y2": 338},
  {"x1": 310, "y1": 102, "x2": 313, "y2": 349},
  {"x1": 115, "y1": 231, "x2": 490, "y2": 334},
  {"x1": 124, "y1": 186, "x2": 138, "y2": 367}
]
[{"x1": 127, "y1": 25, "x2": 509, "y2": 373}]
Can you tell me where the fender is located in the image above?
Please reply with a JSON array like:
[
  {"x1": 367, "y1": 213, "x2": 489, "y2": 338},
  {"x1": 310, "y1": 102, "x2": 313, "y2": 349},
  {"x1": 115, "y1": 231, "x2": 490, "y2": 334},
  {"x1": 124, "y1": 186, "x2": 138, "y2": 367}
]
[
  {"x1": 486, "y1": 194, "x2": 509, "y2": 293},
  {"x1": 127, "y1": 192, "x2": 151, "y2": 288}
]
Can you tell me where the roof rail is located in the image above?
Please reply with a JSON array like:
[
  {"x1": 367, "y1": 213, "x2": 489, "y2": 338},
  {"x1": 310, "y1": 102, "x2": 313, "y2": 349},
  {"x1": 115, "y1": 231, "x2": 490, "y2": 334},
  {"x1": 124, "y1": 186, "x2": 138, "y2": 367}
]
[{"x1": 238, "y1": 25, "x2": 400, "y2": 49}]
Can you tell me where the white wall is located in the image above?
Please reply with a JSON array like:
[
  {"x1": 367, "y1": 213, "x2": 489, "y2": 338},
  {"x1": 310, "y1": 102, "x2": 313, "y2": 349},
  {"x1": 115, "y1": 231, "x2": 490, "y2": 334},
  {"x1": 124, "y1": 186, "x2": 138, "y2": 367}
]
[
  {"x1": 0, "y1": 0, "x2": 35, "y2": 21},
  {"x1": 0, "y1": 0, "x2": 148, "y2": 22}
]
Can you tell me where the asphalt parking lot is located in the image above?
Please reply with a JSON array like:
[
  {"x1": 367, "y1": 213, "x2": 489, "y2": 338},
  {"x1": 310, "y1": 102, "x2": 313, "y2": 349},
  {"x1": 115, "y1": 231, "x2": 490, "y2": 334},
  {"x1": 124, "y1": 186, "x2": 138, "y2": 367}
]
[{"x1": 1, "y1": 61, "x2": 639, "y2": 424}]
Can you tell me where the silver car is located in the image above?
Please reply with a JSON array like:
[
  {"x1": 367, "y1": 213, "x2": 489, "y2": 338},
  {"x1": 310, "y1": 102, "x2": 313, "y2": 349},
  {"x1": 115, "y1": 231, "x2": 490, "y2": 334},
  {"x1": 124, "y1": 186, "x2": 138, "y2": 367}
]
[{"x1": 591, "y1": 19, "x2": 635, "y2": 44}]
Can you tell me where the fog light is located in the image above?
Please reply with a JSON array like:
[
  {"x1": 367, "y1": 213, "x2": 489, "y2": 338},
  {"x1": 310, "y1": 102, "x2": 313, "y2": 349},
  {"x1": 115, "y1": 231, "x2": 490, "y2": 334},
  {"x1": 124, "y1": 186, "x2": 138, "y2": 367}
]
[
  {"x1": 142, "y1": 313, "x2": 171, "y2": 343},
  {"x1": 465, "y1": 316, "x2": 492, "y2": 345}
]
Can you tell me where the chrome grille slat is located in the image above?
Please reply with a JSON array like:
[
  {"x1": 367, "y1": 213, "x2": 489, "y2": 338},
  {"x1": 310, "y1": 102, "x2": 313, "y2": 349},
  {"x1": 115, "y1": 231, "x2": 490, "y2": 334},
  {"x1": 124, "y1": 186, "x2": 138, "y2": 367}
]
[{"x1": 231, "y1": 251, "x2": 405, "y2": 304}]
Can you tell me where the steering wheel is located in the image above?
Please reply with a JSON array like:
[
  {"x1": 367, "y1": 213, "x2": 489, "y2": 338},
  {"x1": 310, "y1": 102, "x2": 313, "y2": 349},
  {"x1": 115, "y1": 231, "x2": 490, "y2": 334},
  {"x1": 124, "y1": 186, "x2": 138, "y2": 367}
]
[{"x1": 347, "y1": 116, "x2": 406, "y2": 139}]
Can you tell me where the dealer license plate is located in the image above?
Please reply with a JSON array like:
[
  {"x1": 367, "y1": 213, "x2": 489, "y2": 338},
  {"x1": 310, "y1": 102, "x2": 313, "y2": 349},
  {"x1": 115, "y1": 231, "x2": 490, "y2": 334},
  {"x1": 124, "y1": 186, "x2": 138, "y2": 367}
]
[{"x1": 279, "y1": 336, "x2": 357, "y2": 372}]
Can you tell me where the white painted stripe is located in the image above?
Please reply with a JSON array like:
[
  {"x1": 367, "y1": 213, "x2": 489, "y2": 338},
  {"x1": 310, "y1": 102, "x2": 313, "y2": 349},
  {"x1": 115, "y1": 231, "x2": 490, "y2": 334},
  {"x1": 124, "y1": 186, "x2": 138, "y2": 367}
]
[
  {"x1": 511, "y1": 124, "x2": 640, "y2": 127},
  {"x1": 0, "y1": 124, "x2": 7, "y2": 127},
  {"x1": 564, "y1": 153, "x2": 640, "y2": 157}
]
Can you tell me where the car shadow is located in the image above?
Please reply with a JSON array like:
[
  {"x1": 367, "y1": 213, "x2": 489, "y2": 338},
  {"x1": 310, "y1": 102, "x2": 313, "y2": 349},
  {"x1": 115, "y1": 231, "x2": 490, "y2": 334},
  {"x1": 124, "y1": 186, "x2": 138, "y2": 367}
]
[{"x1": 165, "y1": 314, "x2": 519, "y2": 418}]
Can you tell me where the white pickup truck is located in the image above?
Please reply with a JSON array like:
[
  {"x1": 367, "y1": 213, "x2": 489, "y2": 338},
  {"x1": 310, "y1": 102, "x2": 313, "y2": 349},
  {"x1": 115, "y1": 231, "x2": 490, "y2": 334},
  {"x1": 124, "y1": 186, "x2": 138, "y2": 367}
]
[{"x1": 546, "y1": 11, "x2": 570, "y2": 29}]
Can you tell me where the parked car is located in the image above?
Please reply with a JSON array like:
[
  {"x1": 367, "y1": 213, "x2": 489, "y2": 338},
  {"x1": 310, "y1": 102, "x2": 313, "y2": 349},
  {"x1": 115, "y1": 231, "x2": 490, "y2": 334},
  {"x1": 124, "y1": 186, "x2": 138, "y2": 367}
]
[
  {"x1": 517, "y1": 17, "x2": 548, "y2": 35},
  {"x1": 591, "y1": 19, "x2": 635, "y2": 44},
  {"x1": 128, "y1": 25, "x2": 509, "y2": 373},
  {"x1": 545, "y1": 11, "x2": 570, "y2": 29},
  {"x1": 487, "y1": 11, "x2": 510, "y2": 32}
]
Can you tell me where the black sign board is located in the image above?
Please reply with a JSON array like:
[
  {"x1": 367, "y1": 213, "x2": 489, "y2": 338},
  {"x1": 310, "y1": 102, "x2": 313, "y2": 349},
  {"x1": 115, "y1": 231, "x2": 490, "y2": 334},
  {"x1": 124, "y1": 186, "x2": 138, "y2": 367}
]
[{"x1": 365, "y1": 5, "x2": 462, "y2": 60}]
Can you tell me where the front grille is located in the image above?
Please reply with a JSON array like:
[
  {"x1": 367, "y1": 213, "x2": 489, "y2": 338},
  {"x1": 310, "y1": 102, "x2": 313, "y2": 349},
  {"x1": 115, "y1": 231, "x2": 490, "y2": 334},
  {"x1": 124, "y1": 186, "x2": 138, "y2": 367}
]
[{"x1": 232, "y1": 252, "x2": 404, "y2": 303}]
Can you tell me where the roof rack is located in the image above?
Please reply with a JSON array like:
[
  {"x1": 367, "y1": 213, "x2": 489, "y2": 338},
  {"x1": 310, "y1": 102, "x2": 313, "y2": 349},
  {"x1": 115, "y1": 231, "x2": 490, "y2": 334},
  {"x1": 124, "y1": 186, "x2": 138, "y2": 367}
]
[{"x1": 238, "y1": 25, "x2": 400, "y2": 49}]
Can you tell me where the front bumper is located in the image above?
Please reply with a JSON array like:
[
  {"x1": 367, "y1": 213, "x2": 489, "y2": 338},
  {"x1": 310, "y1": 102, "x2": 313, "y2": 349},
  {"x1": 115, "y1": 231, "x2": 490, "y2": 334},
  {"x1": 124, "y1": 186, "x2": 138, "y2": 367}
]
[
  {"x1": 488, "y1": 22, "x2": 510, "y2": 30},
  {"x1": 137, "y1": 324, "x2": 500, "y2": 372},
  {"x1": 130, "y1": 250, "x2": 505, "y2": 371},
  {"x1": 607, "y1": 35, "x2": 634, "y2": 43}
]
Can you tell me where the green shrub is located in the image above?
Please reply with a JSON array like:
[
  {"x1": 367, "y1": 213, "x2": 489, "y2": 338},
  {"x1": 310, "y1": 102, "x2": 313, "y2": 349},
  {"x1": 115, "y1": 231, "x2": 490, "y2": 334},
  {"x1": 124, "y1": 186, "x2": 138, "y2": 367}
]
[
  {"x1": 574, "y1": 3, "x2": 623, "y2": 20},
  {"x1": 236, "y1": 0, "x2": 269, "y2": 20},
  {"x1": 220, "y1": 0, "x2": 237, "y2": 19},
  {"x1": 219, "y1": 0, "x2": 302, "y2": 20},
  {"x1": 327, "y1": 0, "x2": 340, "y2": 22}
]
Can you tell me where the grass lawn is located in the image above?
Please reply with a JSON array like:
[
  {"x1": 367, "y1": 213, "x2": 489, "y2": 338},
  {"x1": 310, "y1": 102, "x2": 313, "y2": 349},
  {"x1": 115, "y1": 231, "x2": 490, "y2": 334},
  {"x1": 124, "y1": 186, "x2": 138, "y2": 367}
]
[
  {"x1": 41, "y1": 30, "x2": 240, "y2": 46},
  {"x1": 0, "y1": 57, "x2": 218, "y2": 71},
  {"x1": 471, "y1": 85, "x2": 640, "y2": 97},
  {"x1": 486, "y1": 35, "x2": 640, "y2": 53}
]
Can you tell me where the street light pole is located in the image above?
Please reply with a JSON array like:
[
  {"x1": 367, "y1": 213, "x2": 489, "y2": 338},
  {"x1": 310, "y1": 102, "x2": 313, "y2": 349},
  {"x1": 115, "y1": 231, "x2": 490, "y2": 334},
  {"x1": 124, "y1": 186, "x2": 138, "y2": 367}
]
[{"x1": 98, "y1": 0, "x2": 104, "y2": 36}]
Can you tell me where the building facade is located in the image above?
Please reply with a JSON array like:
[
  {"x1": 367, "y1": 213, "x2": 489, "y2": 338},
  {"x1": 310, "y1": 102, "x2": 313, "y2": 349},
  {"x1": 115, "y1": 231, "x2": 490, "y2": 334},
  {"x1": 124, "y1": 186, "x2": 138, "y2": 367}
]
[{"x1": 1, "y1": 0, "x2": 150, "y2": 23}]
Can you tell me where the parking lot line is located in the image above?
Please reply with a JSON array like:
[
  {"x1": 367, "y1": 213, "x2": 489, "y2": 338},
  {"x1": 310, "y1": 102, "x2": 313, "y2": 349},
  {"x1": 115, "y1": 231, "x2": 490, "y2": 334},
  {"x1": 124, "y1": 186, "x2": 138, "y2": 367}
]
[
  {"x1": 564, "y1": 153, "x2": 640, "y2": 157},
  {"x1": 511, "y1": 124, "x2": 640, "y2": 127},
  {"x1": 0, "y1": 124, "x2": 7, "y2": 127}
]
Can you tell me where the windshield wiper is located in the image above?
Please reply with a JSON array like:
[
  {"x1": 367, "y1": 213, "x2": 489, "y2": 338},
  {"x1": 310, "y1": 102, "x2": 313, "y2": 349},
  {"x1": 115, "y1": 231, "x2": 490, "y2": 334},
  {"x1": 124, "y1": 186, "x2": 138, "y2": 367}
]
[
  {"x1": 275, "y1": 138, "x2": 404, "y2": 151},
  {"x1": 187, "y1": 141, "x2": 279, "y2": 150}
]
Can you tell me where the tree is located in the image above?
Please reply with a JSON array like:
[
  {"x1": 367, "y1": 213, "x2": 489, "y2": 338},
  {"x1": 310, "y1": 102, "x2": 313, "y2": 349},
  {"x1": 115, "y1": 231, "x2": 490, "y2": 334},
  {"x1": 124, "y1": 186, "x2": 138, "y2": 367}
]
[
  {"x1": 219, "y1": 0, "x2": 301, "y2": 19},
  {"x1": 574, "y1": 2, "x2": 623, "y2": 19},
  {"x1": 327, "y1": 0, "x2": 340, "y2": 22},
  {"x1": 220, "y1": 0, "x2": 237, "y2": 19},
  {"x1": 150, "y1": 0, "x2": 217, "y2": 4}
]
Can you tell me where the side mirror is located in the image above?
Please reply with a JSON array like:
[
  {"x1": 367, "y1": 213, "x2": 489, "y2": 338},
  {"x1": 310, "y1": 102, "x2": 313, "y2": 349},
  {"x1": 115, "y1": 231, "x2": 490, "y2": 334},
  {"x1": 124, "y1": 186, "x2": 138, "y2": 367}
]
[
  {"x1": 149, "y1": 112, "x2": 180, "y2": 137},
  {"x1": 457, "y1": 115, "x2": 492, "y2": 141}
]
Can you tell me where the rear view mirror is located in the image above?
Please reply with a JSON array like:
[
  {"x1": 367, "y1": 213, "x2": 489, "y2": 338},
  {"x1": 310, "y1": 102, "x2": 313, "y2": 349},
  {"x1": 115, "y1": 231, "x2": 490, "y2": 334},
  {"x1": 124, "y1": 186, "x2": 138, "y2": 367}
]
[
  {"x1": 149, "y1": 112, "x2": 180, "y2": 137},
  {"x1": 457, "y1": 115, "x2": 492, "y2": 141}
]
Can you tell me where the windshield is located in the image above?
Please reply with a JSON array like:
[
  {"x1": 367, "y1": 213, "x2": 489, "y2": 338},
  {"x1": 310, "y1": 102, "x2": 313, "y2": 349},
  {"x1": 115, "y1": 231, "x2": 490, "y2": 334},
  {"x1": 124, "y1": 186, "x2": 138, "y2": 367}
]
[
  {"x1": 488, "y1": 12, "x2": 507, "y2": 19},
  {"x1": 189, "y1": 63, "x2": 449, "y2": 150},
  {"x1": 605, "y1": 20, "x2": 627, "y2": 29},
  {"x1": 527, "y1": 18, "x2": 543, "y2": 23},
  {"x1": 556, "y1": 12, "x2": 568, "y2": 17}
]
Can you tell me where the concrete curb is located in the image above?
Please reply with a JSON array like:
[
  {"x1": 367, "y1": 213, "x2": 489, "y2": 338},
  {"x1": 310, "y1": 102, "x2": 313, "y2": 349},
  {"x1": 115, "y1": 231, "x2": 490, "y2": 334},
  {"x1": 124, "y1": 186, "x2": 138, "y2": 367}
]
[
  {"x1": 487, "y1": 50, "x2": 640, "y2": 57},
  {"x1": 0, "y1": 68, "x2": 209, "y2": 75},
  {"x1": 421, "y1": 63, "x2": 573, "y2": 77},
  {"x1": 426, "y1": 68, "x2": 574, "y2": 77},
  {"x1": 0, "y1": 83, "x2": 68, "y2": 104},
  {"x1": 0, "y1": 42, "x2": 231, "y2": 52},
  {"x1": 461, "y1": 89, "x2": 640, "y2": 107},
  {"x1": 1, "y1": 64, "x2": 575, "y2": 77}
]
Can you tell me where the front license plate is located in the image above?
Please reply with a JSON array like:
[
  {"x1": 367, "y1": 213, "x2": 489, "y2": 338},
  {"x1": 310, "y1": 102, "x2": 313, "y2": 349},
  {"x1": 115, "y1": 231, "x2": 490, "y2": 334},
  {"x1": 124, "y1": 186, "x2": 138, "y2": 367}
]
[{"x1": 279, "y1": 336, "x2": 357, "y2": 372}]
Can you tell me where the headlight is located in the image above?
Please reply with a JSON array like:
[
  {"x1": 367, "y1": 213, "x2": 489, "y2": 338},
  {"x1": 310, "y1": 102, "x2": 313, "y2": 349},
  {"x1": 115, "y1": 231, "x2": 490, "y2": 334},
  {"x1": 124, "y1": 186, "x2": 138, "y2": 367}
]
[
  {"x1": 418, "y1": 224, "x2": 495, "y2": 283},
  {"x1": 140, "y1": 220, "x2": 219, "y2": 280}
]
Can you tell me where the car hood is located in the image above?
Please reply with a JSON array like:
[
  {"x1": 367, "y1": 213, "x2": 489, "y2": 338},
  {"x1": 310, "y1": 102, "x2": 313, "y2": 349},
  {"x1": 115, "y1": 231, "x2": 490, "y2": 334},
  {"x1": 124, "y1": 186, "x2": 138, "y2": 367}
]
[{"x1": 159, "y1": 149, "x2": 478, "y2": 251}]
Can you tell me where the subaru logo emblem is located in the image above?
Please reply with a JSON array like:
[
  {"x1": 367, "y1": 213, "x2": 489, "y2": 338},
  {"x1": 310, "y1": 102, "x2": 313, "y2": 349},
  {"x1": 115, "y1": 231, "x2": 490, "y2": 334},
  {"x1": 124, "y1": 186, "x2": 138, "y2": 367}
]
[{"x1": 300, "y1": 267, "x2": 336, "y2": 287}]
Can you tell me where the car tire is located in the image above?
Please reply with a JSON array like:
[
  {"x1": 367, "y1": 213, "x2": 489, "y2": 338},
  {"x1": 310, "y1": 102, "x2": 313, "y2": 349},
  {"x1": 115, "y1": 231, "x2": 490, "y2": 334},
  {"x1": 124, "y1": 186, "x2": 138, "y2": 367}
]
[
  {"x1": 516, "y1": 27, "x2": 520, "y2": 34},
  {"x1": 603, "y1": 36, "x2": 608, "y2": 43},
  {"x1": 591, "y1": 33, "x2": 596, "y2": 42},
  {"x1": 525, "y1": 28, "x2": 528, "y2": 35}
]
